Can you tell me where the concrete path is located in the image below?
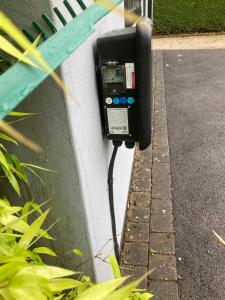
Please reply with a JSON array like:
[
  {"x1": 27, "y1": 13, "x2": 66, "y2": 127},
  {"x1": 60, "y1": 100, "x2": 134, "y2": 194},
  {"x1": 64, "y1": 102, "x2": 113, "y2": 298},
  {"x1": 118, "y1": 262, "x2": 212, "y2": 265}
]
[{"x1": 163, "y1": 44, "x2": 225, "y2": 299}]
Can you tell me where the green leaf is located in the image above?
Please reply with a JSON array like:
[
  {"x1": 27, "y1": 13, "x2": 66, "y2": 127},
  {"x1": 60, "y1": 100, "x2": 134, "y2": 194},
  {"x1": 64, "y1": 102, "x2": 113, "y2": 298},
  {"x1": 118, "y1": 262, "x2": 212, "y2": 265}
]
[
  {"x1": 15, "y1": 209, "x2": 50, "y2": 253},
  {"x1": 2, "y1": 165, "x2": 20, "y2": 196},
  {"x1": 33, "y1": 247, "x2": 57, "y2": 257},
  {"x1": 109, "y1": 255, "x2": 121, "y2": 279},
  {"x1": 22, "y1": 201, "x2": 42, "y2": 223},
  {"x1": 20, "y1": 165, "x2": 45, "y2": 186},
  {"x1": 6, "y1": 287, "x2": 47, "y2": 300},
  {"x1": 213, "y1": 230, "x2": 225, "y2": 246},
  {"x1": 1, "y1": 205, "x2": 23, "y2": 216},
  {"x1": 46, "y1": 278, "x2": 82, "y2": 292},
  {"x1": 8, "y1": 111, "x2": 35, "y2": 117},
  {"x1": 19, "y1": 163, "x2": 54, "y2": 172},
  {"x1": 76, "y1": 277, "x2": 127, "y2": 300},
  {"x1": 9, "y1": 273, "x2": 48, "y2": 288},
  {"x1": 0, "y1": 256, "x2": 26, "y2": 264},
  {"x1": 16, "y1": 265, "x2": 76, "y2": 279},
  {"x1": 106, "y1": 271, "x2": 154, "y2": 300},
  {"x1": 0, "y1": 200, "x2": 50, "y2": 234},
  {"x1": 0, "y1": 261, "x2": 28, "y2": 282},
  {"x1": 72, "y1": 249, "x2": 83, "y2": 257},
  {"x1": 0, "y1": 143, "x2": 7, "y2": 151},
  {"x1": 132, "y1": 292, "x2": 154, "y2": 300},
  {"x1": 0, "y1": 198, "x2": 10, "y2": 208},
  {"x1": 9, "y1": 154, "x2": 28, "y2": 184},
  {"x1": 0, "y1": 150, "x2": 11, "y2": 171},
  {"x1": 0, "y1": 214, "x2": 29, "y2": 234},
  {"x1": 0, "y1": 132, "x2": 18, "y2": 145}
]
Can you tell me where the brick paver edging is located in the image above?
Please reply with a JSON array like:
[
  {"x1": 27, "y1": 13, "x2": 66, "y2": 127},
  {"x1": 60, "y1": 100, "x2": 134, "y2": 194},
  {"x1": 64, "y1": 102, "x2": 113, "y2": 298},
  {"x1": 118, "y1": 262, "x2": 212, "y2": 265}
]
[{"x1": 120, "y1": 51, "x2": 179, "y2": 300}]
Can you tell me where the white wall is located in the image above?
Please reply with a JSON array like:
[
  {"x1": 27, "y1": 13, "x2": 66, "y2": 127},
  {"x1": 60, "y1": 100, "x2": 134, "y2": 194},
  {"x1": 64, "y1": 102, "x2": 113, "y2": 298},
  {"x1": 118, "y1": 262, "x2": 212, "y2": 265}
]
[
  {"x1": 53, "y1": 2, "x2": 134, "y2": 281},
  {"x1": 1, "y1": 0, "x2": 134, "y2": 281}
]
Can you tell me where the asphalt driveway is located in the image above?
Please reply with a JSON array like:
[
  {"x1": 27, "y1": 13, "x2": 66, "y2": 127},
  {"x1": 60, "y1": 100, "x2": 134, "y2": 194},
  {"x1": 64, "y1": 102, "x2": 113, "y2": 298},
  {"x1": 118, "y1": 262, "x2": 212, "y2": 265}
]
[{"x1": 164, "y1": 49, "x2": 225, "y2": 299}]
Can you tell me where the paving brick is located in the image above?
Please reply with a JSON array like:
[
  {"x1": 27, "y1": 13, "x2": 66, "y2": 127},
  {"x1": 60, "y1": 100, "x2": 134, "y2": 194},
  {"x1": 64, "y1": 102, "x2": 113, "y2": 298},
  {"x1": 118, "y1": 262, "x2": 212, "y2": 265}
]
[
  {"x1": 148, "y1": 254, "x2": 177, "y2": 281},
  {"x1": 122, "y1": 242, "x2": 148, "y2": 266},
  {"x1": 152, "y1": 184, "x2": 172, "y2": 200},
  {"x1": 135, "y1": 147, "x2": 152, "y2": 161},
  {"x1": 134, "y1": 266, "x2": 148, "y2": 289},
  {"x1": 127, "y1": 206, "x2": 150, "y2": 223},
  {"x1": 151, "y1": 200, "x2": 174, "y2": 232},
  {"x1": 130, "y1": 192, "x2": 151, "y2": 207},
  {"x1": 148, "y1": 281, "x2": 179, "y2": 300},
  {"x1": 150, "y1": 233, "x2": 175, "y2": 255},
  {"x1": 151, "y1": 199, "x2": 173, "y2": 215},
  {"x1": 133, "y1": 164, "x2": 151, "y2": 179},
  {"x1": 152, "y1": 162, "x2": 170, "y2": 175},
  {"x1": 153, "y1": 145, "x2": 169, "y2": 163},
  {"x1": 152, "y1": 172, "x2": 171, "y2": 186},
  {"x1": 153, "y1": 123, "x2": 168, "y2": 137},
  {"x1": 151, "y1": 214, "x2": 174, "y2": 233},
  {"x1": 120, "y1": 265, "x2": 148, "y2": 289},
  {"x1": 120, "y1": 264, "x2": 134, "y2": 277},
  {"x1": 132, "y1": 178, "x2": 151, "y2": 192},
  {"x1": 134, "y1": 158, "x2": 152, "y2": 169},
  {"x1": 154, "y1": 111, "x2": 167, "y2": 124},
  {"x1": 125, "y1": 221, "x2": 149, "y2": 242},
  {"x1": 153, "y1": 133, "x2": 169, "y2": 146}
]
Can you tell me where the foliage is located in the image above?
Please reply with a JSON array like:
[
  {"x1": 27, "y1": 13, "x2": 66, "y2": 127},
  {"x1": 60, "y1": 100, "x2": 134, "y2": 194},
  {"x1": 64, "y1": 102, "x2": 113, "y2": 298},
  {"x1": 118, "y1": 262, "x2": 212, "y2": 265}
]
[
  {"x1": 0, "y1": 132, "x2": 153, "y2": 299},
  {"x1": 0, "y1": 130, "x2": 50, "y2": 196},
  {"x1": 154, "y1": 0, "x2": 225, "y2": 34},
  {"x1": 0, "y1": 197, "x2": 153, "y2": 300}
]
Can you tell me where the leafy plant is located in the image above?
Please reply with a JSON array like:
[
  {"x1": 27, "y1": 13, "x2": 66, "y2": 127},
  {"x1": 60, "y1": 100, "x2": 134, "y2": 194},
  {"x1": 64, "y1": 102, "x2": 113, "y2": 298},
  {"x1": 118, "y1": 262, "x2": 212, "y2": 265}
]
[
  {"x1": 0, "y1": 197, "x2": 153, "y2": 300},
  {"x1": 0, "y1": 128, "x2": 154, "y2": 299},
  {"x1": 0, "y1": 130, "x2": 51, "y2": 196}
]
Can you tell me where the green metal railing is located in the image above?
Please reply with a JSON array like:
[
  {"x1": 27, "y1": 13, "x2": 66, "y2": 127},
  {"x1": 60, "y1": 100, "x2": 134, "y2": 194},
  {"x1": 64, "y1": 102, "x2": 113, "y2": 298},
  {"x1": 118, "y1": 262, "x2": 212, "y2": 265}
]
[{"x1": 0, "y1": 0, "x2": 122, "y2": 120}]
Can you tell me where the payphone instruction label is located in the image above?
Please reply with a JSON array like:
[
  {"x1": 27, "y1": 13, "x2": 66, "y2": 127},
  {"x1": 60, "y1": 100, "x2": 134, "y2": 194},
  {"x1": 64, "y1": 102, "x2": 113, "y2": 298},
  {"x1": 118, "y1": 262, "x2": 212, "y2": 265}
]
[
  {"x1": 125, "y1": 63, "x2": 135, "y2": 89},
  {"x1": 107, "y1": 108, "x2": 129, "y2": 135}
]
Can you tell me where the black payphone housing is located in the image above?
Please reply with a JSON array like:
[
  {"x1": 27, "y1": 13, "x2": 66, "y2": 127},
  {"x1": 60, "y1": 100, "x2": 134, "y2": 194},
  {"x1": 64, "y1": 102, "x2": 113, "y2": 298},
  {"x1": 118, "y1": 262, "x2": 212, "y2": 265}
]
[{"x1": 97, "y1": 17, "x2": 152, "y2": 150}]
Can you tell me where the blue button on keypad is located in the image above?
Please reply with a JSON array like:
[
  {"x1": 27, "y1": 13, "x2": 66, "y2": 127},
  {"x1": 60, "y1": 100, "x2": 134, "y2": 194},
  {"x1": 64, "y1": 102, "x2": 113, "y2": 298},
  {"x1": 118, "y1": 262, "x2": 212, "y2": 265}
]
[
  {"x1": 120, "y1": 96, "x2": 127, "y2": 104},
  {"x1": 127, "y1": 97, "x2": 135, "y2": 104},
  {"x1": 112, "y1": 97, "x2": 120, "y2": 105}
]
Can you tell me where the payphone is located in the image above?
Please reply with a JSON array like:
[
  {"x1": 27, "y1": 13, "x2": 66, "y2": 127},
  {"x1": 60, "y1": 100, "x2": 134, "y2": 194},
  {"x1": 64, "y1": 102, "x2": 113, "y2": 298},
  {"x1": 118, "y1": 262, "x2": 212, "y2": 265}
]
[
  {"x1": 96, "y1": 17, "x2": 152, "y2": 263},
  {"x1": 97, "y1": 17, "x2": 152, "y2": 150}
]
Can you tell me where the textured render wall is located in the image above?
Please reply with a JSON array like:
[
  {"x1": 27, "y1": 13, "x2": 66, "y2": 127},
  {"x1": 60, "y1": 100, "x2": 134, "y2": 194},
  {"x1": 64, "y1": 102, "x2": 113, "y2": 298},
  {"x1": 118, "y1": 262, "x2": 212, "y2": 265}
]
[{"x1": 0, "y1": 0, "x2": 134, "y2": 281}]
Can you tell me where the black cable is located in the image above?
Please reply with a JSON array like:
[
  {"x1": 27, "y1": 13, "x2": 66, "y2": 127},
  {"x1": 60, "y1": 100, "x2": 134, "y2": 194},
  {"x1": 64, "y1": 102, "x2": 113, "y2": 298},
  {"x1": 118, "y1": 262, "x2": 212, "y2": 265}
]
[{"x1": 108, "y1": 141, "x2": 122, "y2": 263}]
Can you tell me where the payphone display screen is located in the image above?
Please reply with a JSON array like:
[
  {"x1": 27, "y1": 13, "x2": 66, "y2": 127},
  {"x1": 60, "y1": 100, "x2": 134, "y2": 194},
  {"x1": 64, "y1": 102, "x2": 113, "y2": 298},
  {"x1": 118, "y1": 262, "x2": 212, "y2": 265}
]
[{"x1": 102, "y1": 66, "x2": 125, "y2": 85}]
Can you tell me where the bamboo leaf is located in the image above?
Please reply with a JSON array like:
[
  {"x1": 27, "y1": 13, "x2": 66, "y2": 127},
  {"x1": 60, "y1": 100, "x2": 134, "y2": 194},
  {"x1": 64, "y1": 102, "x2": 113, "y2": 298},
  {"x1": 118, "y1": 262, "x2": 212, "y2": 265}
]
[
  {"x1": 16, "y1": 265, "x2": 76, "y2": 279},
  {"x1": 0, "y1": 150, "x2": 11, "y2": 171},
  {"x1": 72, "y1": 249, "x2": 83, "y2": 257},
  {"x1": 0, "y1": 35, "x2": 39, "y2": 67},
  {"x1": 7, "y1": 287, "x2": 47, "y2": 300},
  {"x1": 15, "y1": 209, "x2": 50, "y2": 253},
  {"x1": 33, "y1": 247, "x2": 57, "y2": 257},
  {"x1": 109, "y1": 255, "x2": 121, "y2": 279},
  {"x1": 0, "y1": 214, "x2": 29, "y2": 234},
  {"x1": 0, "y1": 261, "x2": 28, "y2": 282},
  {"x1": 0, "y1": 133, "x2": 18, "y2": 145},
  {"x1": 8, "y1": 112, "x2": 35, "y2": 117},
  {"x1": 46, "y1": 278, "x2": 82, "y2": 292},
  {"x1": 20, "y1": 165, "x2": 45, "y2": 185},
  {"x1": 0, "y1": 200, "x2": 50, "y2": 234},
  {"x1": 213, "y1": 230, "x2": 225, "y2": 246},
  {"x1": 106, "y1": 270, "x2": 154, "y2": 300},
  {"x1": 9, "y1": 273, "x2": 48, "y2": 288},
  {"x1": 20, "y1": 163, "x2": 54, "y2": 172},
  {"x1": 0, "y1": 12, "x2": 77, "y2": 104},
  {"x1": 0, "y1": 120, "x2": 41, "y2": 152},
  {"x1": 76, "y1": 277, "x2": 127, "y2": 300},
  {"x1": 2, "y1": 165, "x2": 20, "y2": 196}
]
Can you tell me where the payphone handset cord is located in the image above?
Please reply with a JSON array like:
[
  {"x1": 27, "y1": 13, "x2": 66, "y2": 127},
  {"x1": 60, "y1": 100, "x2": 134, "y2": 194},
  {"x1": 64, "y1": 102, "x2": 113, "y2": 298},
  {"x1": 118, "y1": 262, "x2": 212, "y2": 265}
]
[{"x1": 108, "y1": 140, "x2": 122, "y2": 263}]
